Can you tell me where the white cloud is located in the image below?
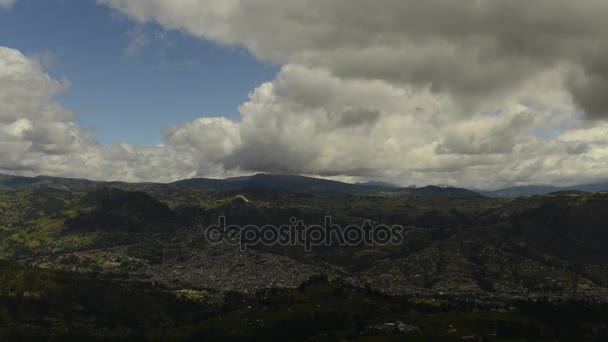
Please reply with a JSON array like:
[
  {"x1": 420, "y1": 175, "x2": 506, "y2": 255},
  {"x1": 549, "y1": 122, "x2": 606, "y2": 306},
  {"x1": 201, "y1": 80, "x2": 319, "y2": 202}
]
[
  {"x1": 7, "y1": 1, "x2": 608, "y2": 189},
  {"x1": 158, "y1": 63, "x2": 608, "y2": 189},
  {"x1": 0, "y1": 46, "x2": 235, "y2": 183},
  {"x1": 99, "y1": 0, "x2": 608, "y2": 118},
  {"x1": 2, "y1": 43, "x2": 607, "y2": 189}
]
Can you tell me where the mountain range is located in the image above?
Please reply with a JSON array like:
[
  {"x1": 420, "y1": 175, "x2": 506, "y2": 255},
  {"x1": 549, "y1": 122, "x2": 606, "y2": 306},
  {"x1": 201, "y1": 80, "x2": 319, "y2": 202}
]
[
  {"x1": 480, "y1": 182, "x2": 608, "y2": 197},
  {"x1": 3, "y1": 172, "x2": 608, "y2": 198},
  {"x1": 0, "y1": 173, "x2": 482, "y2": 198}
]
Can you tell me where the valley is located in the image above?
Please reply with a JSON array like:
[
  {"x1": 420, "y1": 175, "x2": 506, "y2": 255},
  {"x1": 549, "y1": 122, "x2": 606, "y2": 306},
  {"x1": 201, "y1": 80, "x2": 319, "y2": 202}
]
[{"x1": 1, "y1": 173, "x2": 608, "y2": 340}]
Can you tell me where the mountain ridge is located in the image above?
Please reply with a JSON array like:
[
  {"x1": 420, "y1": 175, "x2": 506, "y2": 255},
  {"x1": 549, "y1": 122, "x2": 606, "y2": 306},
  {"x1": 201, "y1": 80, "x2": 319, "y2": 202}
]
[
  {"x1": 4, "y1": 172, "x2": 608, "y2": 197},
  {"x1": 481, "y1": 182, "x2": 608, "y2": 197},
  {"x1": 0, "y1": 173, "x2": 481, "y2": 198}
]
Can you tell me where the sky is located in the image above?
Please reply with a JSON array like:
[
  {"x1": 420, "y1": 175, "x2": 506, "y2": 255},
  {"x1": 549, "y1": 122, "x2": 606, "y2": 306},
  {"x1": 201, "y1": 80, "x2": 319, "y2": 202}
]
[
  {"x1": 2, "y1": 0, "x2": 608, "y2": 190},
  {"x1": 0, "y1": 0, "x2": 278, "y2": 146}
]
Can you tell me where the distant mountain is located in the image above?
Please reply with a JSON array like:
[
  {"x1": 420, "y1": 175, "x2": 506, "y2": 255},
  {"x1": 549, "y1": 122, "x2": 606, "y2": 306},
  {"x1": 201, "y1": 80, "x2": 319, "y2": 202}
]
[
  {"x1": 171, "y1": 173, "x2": 482, "y2": 198},
  {"x1": 0, "y1": 174, "x2": 159, "y2": 193},
  {"x1": 482, "y1": 182, "x2": 608, "y2": 197},
  {"x1": 0, "y1": 173, "x2": 482, "y2": 198},
  {"x1": 170, "y1": 173, "x2": 361, "y2": 193},
  {"x1": 416, "y1": 185, "x2": 479, "y2": 198}
]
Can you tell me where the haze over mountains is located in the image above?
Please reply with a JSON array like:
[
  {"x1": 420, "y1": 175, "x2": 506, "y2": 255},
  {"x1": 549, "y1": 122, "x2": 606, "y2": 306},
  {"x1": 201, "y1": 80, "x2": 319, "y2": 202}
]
[
  {"x1": 2, "y1": 173, "x2": 608, "y2": 198},
  {"x1": 480, "y1": 183, "x2": 608, "y2": 197}
]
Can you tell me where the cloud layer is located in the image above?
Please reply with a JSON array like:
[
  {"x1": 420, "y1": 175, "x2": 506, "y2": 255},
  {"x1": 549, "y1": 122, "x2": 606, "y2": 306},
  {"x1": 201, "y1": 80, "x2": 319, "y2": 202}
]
[
  {"x1": 99, "y1": 0, "x2": 608, "y2": 118},
  {"x1": 4, "y1": 1, "x2": 608, "y2": 189}
]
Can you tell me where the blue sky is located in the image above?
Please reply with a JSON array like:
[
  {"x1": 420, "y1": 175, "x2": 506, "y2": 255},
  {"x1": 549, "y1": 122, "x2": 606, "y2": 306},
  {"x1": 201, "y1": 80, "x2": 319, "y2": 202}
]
[{"x1": 0, "y1": 0, "x2": 278, "y2": 146}]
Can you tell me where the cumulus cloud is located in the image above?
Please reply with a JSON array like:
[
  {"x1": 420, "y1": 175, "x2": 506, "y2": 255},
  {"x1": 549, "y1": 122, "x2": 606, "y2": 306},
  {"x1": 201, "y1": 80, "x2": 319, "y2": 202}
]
[
  {"x1": 0, "y1": 47, "x2": 92, "y2": 155},
  {"x1": 6, "y1": 1, "x2": 608, "y2": 189},
  {"x1": 93, "y1": 0, "x2": 608, "y2": 188},
  {"x1": 0, "y1": 42, "x2": 606, "y2": 189},
  {"x1": 156, "y1": 62, "x2": 607, "y2": 189},
  {"x1": 0, "y1": 46, "x2": 235, "y2": 182},
  {"x1": 99, "y1": 0, "x2": 608, "y2": 118}
]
